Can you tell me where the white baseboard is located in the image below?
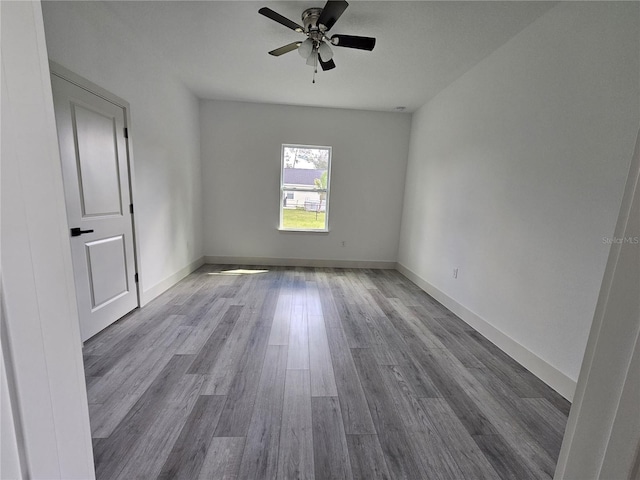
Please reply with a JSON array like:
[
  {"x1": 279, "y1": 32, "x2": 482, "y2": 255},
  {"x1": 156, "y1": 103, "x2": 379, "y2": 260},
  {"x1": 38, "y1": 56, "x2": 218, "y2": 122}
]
[
  {"x1": 396, "y1": 262, "x2": 576, "y2": 401},
  {"x1": 140, "y1": 256, "x2": 205, "y2": 306},
  {"x1": 204, "y1": 255, "x2": 396, "y2": 269}
]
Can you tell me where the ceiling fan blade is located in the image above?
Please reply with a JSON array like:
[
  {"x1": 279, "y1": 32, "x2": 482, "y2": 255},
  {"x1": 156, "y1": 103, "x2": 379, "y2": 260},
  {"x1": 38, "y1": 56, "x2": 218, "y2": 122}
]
[
  {"x1": 268, "y1": 42, "x2": 302, "y2": 57},
  {"x1": 319, "y1": 57, "x2": 336, "y2": 71},
  {"x1": 331, "y1": 34, "x2": 376, "y2": 51},
  {"x1": 259, "y1": 7, "x2": 304, "y2": 33},
  {"x1": 317, "y1": 0, "x2": 349, "y2": 31}
]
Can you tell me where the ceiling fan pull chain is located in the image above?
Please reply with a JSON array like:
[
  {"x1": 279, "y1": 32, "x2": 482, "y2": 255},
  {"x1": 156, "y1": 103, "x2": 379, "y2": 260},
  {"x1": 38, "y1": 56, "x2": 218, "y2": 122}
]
[{"x1": 312, "y1": 50, "x2": 318, "y2": 83}]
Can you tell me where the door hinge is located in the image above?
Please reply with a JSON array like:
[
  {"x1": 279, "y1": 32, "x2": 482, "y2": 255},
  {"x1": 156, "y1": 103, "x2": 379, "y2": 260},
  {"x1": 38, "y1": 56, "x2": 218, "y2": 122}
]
[
  {"x1": 134, "y1": 273, "x2": 139, "y2": 283},
  {"x1": 124, "y1": 127, "x2": 129, "y2": 138},
  {"x1": 129, "y1": 203, "x2": 134, "y2": 214}
]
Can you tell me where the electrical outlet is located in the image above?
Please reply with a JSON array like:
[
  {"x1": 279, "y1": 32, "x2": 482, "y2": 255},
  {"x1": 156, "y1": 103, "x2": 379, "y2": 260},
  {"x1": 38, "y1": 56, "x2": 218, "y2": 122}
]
[
  {"x1": 453, "y1": 268, "x2": 459, "y2": 279},
  {"x1": 341, "y1": 241, "x2": 346, "y2": 247}
]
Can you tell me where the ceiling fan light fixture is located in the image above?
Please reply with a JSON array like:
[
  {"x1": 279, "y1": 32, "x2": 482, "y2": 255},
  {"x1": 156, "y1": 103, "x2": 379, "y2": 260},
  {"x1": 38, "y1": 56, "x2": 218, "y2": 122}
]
[
  {"x1": 298, "y1": 38, "x2": 313, "y2": 58},
  {"x1": 306, "y1": 49, "x2": 318, "y2": 66},
  {"x1": 318, "y1": 42, "x2": 333, "y2": 62}
]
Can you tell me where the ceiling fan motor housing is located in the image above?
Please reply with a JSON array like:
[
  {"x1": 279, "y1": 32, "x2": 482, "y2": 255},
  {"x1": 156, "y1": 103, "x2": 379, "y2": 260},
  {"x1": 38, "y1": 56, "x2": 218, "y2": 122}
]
[{"x1": 302, "y1": 7, "x2": 326, "y2": 40}]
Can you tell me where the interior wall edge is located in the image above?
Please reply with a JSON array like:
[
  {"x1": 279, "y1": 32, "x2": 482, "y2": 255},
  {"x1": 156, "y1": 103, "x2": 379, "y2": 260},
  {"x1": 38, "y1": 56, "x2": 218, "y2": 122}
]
[
  {"x1": 1, "y1": 1, "x2": 95, "y2": 476},
  {"x1": 396, "y1": 261, "x2": 576, "y2": 401},
  {"x1": 140, "y1": 256, "x2": 205, "y2": 306},
  {"x1": 0, "y1": 294, "x2": 27, "y2": 480},
  {"x1": 204, "y1": 256, "x2": 396, "y2": 270},
  {"x1": 554, "y1": 127, "x2": 640, "y2": 479}
]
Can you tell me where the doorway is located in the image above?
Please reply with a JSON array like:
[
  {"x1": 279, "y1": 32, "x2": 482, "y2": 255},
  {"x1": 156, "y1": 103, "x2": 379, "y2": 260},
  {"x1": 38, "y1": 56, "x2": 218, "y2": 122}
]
[{"x1": 50, "y1": 64, "x2": 139, "y2": 341}]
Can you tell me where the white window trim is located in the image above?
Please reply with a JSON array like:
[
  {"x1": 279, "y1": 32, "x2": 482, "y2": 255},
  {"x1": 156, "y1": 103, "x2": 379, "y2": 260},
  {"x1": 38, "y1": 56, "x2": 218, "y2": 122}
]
[{"x1": 279, "y1": 143, "x2": 332, "y2": 232}]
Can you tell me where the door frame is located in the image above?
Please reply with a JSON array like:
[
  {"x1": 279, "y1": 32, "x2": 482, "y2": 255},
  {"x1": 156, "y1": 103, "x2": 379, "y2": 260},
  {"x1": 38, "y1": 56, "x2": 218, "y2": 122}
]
[{"x1": 49, "y1": 61, "x2": 142, "y2": 310}]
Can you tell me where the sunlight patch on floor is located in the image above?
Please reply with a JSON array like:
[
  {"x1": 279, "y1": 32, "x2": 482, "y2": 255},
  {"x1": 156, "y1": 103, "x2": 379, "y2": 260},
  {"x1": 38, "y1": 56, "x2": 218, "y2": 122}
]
[{"x1": 208, "y1": 269, "x2": 269, "y2": 276}]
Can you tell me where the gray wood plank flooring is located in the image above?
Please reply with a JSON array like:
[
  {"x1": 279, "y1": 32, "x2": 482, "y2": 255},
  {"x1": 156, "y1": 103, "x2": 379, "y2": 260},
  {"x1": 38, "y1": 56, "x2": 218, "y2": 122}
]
[
  {"x1": 84, "y1": 265, "x2": 570, "y2": 479},
  {"x1": 278, "y1": 369, "x2": 314, "y2": 479}
]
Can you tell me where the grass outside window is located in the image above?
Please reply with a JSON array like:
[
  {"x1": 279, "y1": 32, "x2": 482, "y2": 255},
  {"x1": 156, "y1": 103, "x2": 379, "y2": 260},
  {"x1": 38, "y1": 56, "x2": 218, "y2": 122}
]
[{"x1": 281, "y1": 209, "x2": 326, "y2": 230}]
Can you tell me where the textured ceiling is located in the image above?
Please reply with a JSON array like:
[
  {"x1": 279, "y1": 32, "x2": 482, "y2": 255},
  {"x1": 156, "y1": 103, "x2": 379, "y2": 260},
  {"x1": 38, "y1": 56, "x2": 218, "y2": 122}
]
[{"x1": 56, "y1": 1, "x2": 557, "y2": 112}]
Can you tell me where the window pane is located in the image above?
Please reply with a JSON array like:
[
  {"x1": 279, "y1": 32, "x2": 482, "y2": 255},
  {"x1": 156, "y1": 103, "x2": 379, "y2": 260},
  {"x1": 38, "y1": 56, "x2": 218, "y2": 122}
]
[
  {"x1": 282, "y1": 192, "x2": 327, "y2": 230},
  {"x1": 283, "y1": 146, "x2": 329, "y2": 171},
  {"x1": 281, "y1": 145, "x2": 330, "y2": 231}
]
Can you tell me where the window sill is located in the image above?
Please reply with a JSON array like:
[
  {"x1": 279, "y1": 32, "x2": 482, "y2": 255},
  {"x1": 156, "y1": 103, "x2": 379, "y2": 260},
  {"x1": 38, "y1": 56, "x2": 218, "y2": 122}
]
[{"x1": 278, "y1": 227, "x2": 329, "y2": 234}]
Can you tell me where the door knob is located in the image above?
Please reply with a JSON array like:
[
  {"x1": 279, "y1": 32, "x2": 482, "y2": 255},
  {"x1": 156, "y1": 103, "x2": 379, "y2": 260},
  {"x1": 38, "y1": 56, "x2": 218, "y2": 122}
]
[{"x1": 70, "y1": 227, "x2": 94, "y2": 237}]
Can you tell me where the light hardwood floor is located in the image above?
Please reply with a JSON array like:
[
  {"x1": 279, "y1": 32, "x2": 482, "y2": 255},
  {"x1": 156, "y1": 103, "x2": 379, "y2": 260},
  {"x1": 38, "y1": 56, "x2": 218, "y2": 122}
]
[{"x1": 84, "y1": 265, "x2": 570, "y2": 480}]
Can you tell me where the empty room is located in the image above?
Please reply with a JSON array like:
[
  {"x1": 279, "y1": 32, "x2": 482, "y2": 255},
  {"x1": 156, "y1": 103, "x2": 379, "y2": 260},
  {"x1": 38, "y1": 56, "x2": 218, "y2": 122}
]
[{"x1": 2, "y1": 1, "x2": 639, "y2": 479}]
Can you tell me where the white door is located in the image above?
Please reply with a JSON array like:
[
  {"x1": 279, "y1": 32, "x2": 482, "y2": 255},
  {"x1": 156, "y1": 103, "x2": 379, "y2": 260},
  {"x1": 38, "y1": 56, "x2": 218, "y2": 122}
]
[{"x1": 51, "y1": 74, "x2": 138, "y2": 341}]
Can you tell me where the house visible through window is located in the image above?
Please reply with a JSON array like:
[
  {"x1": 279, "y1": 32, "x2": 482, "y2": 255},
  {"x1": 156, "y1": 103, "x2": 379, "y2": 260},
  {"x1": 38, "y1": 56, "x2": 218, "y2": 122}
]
[{"x1": 280, "y1": 144, "x2": 331, "y2": 231}]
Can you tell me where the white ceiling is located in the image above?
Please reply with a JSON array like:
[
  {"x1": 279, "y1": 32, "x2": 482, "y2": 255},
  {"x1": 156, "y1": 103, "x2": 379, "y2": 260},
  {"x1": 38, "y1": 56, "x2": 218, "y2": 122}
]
[{"x1": 101, "y1": 1, "x2": 556, "y2": 112}]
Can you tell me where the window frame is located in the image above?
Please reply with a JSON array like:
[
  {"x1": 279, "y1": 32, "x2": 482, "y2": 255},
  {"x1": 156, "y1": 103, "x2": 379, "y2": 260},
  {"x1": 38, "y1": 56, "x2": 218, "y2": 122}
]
[{"x1": 279, "y1": 143, "x2": 332, "y2": 233}]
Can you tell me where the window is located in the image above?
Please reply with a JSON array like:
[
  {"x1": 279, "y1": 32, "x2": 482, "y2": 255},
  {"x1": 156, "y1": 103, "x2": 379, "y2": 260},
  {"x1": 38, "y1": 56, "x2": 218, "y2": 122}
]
[{"x1": 280, "y1": 144, "x2": 331, "y2": 232}]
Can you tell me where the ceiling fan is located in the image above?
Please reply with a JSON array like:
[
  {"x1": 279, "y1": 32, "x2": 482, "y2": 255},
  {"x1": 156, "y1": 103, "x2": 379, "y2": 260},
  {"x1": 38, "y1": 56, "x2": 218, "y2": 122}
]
[{"x1": 259, "y1": 0, "x2": 376, "y2": 77}]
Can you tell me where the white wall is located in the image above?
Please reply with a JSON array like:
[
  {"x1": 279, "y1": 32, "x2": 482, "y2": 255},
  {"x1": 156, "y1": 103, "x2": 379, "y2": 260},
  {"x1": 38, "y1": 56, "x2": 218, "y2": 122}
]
[
  {"x1": 201, "y1": 100, "x2": 411, "y2": 265},
  {"x1": 1, "y1": 2, "x2": 94, "y2": 477},
  {"x1": 41, "y1": 1, "x2": 204, "y2": 303},
  {"x1": 398, "y1": 1, "x2": 639, "y2": 398}
]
